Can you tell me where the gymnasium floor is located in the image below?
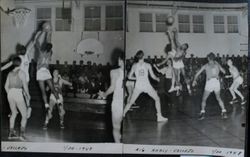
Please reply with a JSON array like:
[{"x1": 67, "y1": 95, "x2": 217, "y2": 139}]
[
  {"x1": 122, "y1": 89, "x2": 247, "y2": 149},
  {"x1": 1, "y1": 101, "x2": 114, "y2": 143}
]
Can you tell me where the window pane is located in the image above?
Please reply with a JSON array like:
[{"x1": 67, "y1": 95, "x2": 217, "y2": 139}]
[
  {"x1": 140, "y1": 13, "x2": 152, "y2": 22},
  {"x1": 228, "y1": 25, "x2": 238, "y2": 33},
  {"x1": 55, "y1": 20, "x2": 64, "y2": 31},
  {"x1": 193, "y1": 15, "x2": 204, "y2": 33},
  {"x1": 156, "y1": 14, "x2": 168, "y2": 22},
  {"x1": 178, "y1": 15, "x2": 190, "y2": 23},
  {"x1": 56, "y1": 8, "x2": 71, "y2": 19},
  {"x1": 156, "y1": 23, "x2": 167, "y2": 32},
  {"x1": 106, "y1": 6, "x2": 123, "y2": 18},
  {"x1": 214, "y1": 25, "x2": 225, "y2": 33},
  {"x1": 214, "y1": 16, "x2": 224, "y2": 24},
  {"x1": 85, "y1": 6, "x2": 101, "y2": 18},
  {"x1": 85, "y1": 19, "x2": 101, "y2": 31},
  {"x1": 37, "y1": 8, "x2": 51, "y2": 19},
  {"x1": 106, "y1": 6, "x2": 123, "y2": 31},
  {"x1": 106, "y1": 19, "x2": 123, "y2": 31},
  {"x1": 193, "y1": 15, "x2": 203, "y2": 24},
  {"x1": 227, "y1": 16, "x2": 238, "y2": 33},
  {"x1": 179, "y1": 24, "x2": 190, "y2": 33},
  {"x1": 140, "y1": 23, "x2": 153, "y2": 32},
  {"x1": 193, "y1": 24, "x2": 204, "y2": 33},
  {"x1": 227, "y1": 16, "x2": 237, "y2": 24},
  {"x1": 178, "y1": 15, "x2": 190, "y2": 33}
]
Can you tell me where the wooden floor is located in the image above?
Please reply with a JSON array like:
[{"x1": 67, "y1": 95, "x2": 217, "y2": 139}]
[
  {"x1": 1, "y1": 101, "x2": 114, "y2": 143},
  {"x1": 122, "y1": 89, "x2": 247, "y2": 149}
]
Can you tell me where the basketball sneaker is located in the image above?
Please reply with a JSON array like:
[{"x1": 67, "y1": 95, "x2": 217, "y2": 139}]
[
  {"x1": 8, "y1": 130, "x2": 18, "y2": 140},
  {"x1": 60, "y1": 122, "x2": 65, "y2": 129},
  {"x1": 221, "y1": 112, "x2": 228, "y2": 119},
  {"x1": 43, "y1": 123, "x2": 48, "y2": 130},
  {"x1": 157, "y1": 114, "x2": 168, "y2": 122},
  {"x1": 19, "y1": 132, "x2": 26, "y2": 141},
  {"x1": 198, "y1": 112, "x2": 205, "y2": 120}
]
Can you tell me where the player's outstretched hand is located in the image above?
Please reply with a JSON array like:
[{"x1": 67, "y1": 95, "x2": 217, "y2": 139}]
[
  {"x1": 98, "y1": 90, "x2": 106, "y2": 99},
  {"x1": 192, "y1": 80, "x2": 197, "y2": 87}
]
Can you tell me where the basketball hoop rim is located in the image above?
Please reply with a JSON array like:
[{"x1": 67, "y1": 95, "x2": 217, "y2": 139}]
[{"x1": 7, "y1": 7, "x2": 31, "y2": 15}]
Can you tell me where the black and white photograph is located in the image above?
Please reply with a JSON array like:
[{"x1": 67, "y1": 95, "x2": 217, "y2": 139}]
[
  {"x1": 1, "y1": 0, "x2": 125, "y2": 153},
  {"x1": 123, "y1": 0, "x2": 248, "y2": 156},
  {"x1": 0, "y1": 0, "x2": 249, "y2": 156}
]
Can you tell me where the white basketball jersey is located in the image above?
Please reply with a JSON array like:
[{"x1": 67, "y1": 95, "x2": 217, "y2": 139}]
[
  {"x1": 19, "y1": 54, "x2": 30, "y2": 82},
  {"x1": 113, "y1": 68, "x2": 124, "y2": 100}
]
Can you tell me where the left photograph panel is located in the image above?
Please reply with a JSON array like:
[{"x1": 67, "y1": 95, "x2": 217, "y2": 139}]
[{"x1": 1, "y1": 0, "x2": 124, "y2": 153}]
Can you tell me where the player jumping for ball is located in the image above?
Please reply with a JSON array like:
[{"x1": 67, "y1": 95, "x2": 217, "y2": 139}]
[
  {"x1": 192, "y1": 52, "x2": 228, "y2": 120},
  {"x1": 123, "y1": 50, "x2": 168, "y2": 122},
  {"x1": 35, "y1": 24, "x2": 61, "y2": 118},
  {"x1": 158, "y1": 16, "x2": 191, "y2": 96}
]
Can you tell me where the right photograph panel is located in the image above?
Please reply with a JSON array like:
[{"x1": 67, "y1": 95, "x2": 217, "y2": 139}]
[{"x1": 123, "y1": 0, "x2": 248, "y2": 156}]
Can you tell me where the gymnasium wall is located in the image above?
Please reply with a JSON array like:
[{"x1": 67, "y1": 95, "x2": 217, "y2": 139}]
[
  {"x1": 0, "y1": 1, "x2": 124, "y2": 65},
  {"x1": 126, "y1": 4, "x2": 248, "y2": 59}
]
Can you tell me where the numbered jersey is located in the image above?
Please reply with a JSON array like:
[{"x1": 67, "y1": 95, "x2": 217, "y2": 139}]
[{"x1": 134, "y1": 62, "x2": 152, "y2": 90}]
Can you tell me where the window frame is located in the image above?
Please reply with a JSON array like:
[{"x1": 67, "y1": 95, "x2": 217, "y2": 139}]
[
  {"x1": 84, "y1": 5, "x2": 102, "y2": 31},
  {"x1": 178, "y1": 14, "x2": 191, "y2": 33},
  {"x1": 55, "y1": 7, "x2": 72, "y2": 32},
  {"x1": 105, "y1": 5, "x2": 124, "y2": 31},
  {"x1": 139, "y1": 12, "x2": 153, "y2": 32},
  {"x1": 213, "y1": 15, "x2": 225, "y2": 33},
  {"x1": 36, "y1": 7, "x2": 52, "y2": 31}
]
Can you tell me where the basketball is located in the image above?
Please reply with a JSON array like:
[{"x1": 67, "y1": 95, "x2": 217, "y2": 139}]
[
  {"x1": 42, "y1": 22, "x2": 51, "y2": 32},
  {"x1": 166, "y1": 16, "x2": 175, "y2": 26}
]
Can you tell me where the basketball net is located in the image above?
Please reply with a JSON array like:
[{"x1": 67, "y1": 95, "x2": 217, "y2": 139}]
[{"x1": 8, "y1": 8, "x2": 31, "y2": 28}]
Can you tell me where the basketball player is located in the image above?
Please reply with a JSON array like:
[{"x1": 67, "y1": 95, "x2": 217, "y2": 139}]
[
  {"x1": 98, "y1": 49, "x2": 125, "y2": 143},
  {"x1": 43, "y1": 69, "x2": 73, "y2": 130},
  {"x1": 154, "y1": 59, "x2": 175, "y2": 106},
  {"x1": 192, "y1": 52, "x2": 228, "y2": 120},
  {"x1": 123, "y1": 50, "x2": 168, "y2": 122},
  {"x1": 158, "y1": 28, "x2": 191, "y2": 96},
  {"x1": 225, "y1": 59, "x2": 246, "y2": 105},
  {"x1": 35, "y1": 30, "x2": 61, "y2": 116},
  {"x1": 5, "y1": 56, "x2": 30, "y2": 141},
  {"x1": 1, "y1": 31, "x2": 43, "y2": 118}
]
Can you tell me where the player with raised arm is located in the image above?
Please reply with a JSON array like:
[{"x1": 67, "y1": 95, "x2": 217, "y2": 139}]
[
  {"x1": 158, "y1": 17, "x2": 191, "y2": 96},
  {"x1": 5, "y1": 56, "x2": 31, "y2": 141},
  {"x1": 1, "y1": 31, "x2": 43, "y2": 118},
  {"x1": 192, "y1": 52, "x2": 228, "y2": 120},
  {"x1": 123, "y1": 50, "x2": 168, "y2": 122},
  {"x1": 35, "y1": 23, "x2": 61, "y2": 119}
]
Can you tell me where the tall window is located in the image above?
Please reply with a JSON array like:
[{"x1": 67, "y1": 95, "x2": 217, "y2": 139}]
[
  {"x1": 227, "y1": 16, "x2": 238, "y2": 33},
  {"x1": 193, "y1": 15, "x2": 204, "y2": 33},
  {"x1": 178, "y1": 14, "x2": 190, "y2": 33},
  {"x1": 214, "y1": 16, "x2": 225, "y2": 33},
  {"x1": 156, "y1": 14, "x2": 168, "y2": 32},
  {"x1": 36, "y1": 8, "x2": 51, "y2": 29},
  {"x1": 55, "y1": 8, "x2": 72, "y2": 31},
  {"x1": 140, "y1": 13, "x2": 153, "y2": 32},
  {"x1": 84, "y1": 6, "x2": 101, "y2": 31},
  {"x1": 106, "y1": 5, "x2": 123, "y2": 31}
]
